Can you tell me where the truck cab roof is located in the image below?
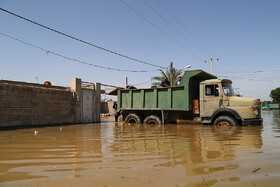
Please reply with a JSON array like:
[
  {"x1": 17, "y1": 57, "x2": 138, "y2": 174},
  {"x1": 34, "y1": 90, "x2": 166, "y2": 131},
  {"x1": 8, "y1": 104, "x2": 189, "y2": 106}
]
[
  {"x1": 200, "y1": 79, "x2": 232, "y2": 84},
  {"x1": 179, "y1": 69, "x2": 216, "y2": 86}
]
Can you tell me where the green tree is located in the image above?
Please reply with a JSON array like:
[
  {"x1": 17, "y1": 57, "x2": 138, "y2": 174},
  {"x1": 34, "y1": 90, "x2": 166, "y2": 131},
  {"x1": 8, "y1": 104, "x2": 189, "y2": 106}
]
[
  {"x1": 262, "y1": 100, "x2": 272, "y2": 107},
  {"x1": 269, "y1": 87, "x2": 280, "y2": 103},
  {"x1": 151, "y1": 67, "x2": 183, "y2": 86}
]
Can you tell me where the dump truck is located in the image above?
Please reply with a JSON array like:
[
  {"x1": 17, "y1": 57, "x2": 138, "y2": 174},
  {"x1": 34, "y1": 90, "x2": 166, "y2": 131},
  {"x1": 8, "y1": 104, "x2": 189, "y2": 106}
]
[{"x1": 117, "y1": 70, "x2": 262, "y2": 126}]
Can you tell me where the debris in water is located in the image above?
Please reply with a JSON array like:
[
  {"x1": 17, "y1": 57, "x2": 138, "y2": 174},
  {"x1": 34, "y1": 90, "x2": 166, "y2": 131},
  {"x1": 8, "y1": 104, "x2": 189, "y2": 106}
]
[{"x1": 252, "y1": 168, "x2": 261, "y2": 173}]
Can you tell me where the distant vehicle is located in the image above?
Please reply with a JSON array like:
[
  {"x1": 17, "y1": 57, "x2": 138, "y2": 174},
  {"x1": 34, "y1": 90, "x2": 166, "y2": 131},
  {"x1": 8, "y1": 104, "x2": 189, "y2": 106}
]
[
  {"x1": 117, "y1": 70, "x2": 262, "y2": 126},
  {"x1": 262, "y1": 104, "x2": 280, "y2": 110},
  {"x1": 262, "y1": 106, "x2": 269, "y2": 110}
]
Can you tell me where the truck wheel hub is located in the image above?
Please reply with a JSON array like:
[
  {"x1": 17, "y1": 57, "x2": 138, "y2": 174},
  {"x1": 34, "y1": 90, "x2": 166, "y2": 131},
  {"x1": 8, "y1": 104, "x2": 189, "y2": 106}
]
[{"x1": 217, "y1": 121, "x2": 230, "y2": 127}]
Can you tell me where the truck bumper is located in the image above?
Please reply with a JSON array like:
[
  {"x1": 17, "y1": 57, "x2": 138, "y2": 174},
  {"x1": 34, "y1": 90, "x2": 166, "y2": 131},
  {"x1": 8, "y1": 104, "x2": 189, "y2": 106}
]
[{"x1": 241, "y1": 118, "x2": 263, "y2": 125}]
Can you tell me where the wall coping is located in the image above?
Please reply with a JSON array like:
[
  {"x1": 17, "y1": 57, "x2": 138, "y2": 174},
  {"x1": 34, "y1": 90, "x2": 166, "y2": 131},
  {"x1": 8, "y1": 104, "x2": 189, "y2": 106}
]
[{"x1": 0, "y1": 79, "x2": 71, "y2": 92}]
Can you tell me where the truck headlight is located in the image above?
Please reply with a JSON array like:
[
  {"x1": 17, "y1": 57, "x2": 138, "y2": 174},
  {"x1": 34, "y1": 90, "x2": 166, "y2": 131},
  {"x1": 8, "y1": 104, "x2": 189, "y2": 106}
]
[
  {"x1": 251, "y1": 105, "x2": 259, "y2": 116},
  {"x1": 253, "y1": 109, "x2": 259, "y2": 115}
]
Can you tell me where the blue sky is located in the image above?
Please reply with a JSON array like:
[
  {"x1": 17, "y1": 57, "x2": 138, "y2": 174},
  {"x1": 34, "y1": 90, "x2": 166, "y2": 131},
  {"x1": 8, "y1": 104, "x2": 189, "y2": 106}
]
[{"x1": 0, "y1": 0, "x2": 279, "y2": 100}]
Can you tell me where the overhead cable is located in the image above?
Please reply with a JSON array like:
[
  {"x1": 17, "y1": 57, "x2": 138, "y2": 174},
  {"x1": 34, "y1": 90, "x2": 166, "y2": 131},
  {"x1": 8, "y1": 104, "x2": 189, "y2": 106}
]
[
  {"x1": 119, "y1": 0, "x2": 205, "y2": 60},
  {"x1": 216, "y1": 70, "x2": 255, "y2": 73},
  {"x1": 0, "y1": 32, "x2": 159, "y2": 73},
  {"x1": 216, "y1": 70, "x2": 280, "y2": 73},
  {"x1": 142, "y1": 0, "x2": 210, "y2": 59},
  {"x1": 218, "y1": 75, "x2": 280, "y2": 79},
  {"x1": 254, "y1": 70, "x2": 280, "y2": 72},
  {"x1": 218, "y1": 75, "x2": 280, "y2": 82},
  {"x1": 0, "y1": 7, "x2": 166, "y2": 69},
  {"x1": 158, "y1": 0, "x2": 217, "y2": 58},
  {"x1": 132, "y1": 80, "x2": 152, "y2": 86}
]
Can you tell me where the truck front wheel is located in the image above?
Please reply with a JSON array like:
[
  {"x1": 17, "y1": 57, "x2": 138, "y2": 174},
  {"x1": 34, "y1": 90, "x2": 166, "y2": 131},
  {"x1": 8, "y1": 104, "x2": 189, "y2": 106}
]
[
  {"x1": 124, "y1": 113, "x2": 142, "y2": 124},
  {"x1": 214, "y1": 116, "x2": 238, "y2": 126},
  {"x1": 144, "y1": 115, "x2": 161, "y2": 124}
]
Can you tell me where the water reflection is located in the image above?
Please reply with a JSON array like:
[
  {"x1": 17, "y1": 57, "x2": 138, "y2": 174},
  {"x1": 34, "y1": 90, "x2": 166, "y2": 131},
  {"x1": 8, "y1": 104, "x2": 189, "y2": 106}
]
[
  {"x1": 272, "y1": 110, "x2": 280, "y2": 125},
  {"x1": 0, "y1": 113, "x2": 276, "y2": 187},
  {"x1": 264, "y1": 110, "x2": 280, "y2": 137},
  {"x1": 108, "y1": 123, "x2": 263, "y2": 177}
]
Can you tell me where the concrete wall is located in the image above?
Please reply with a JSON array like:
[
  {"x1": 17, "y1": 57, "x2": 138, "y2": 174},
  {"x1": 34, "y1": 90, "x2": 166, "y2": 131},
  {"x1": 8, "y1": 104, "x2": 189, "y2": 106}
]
[
  {"x1": 101, "y1": 101, "x2": 115, "y2": 115},
  {"x1": 93, "y1": 83, "x2": 101, "y2": 122},
  {"x1": 101, "y1": 102, "x2": 108, "y2": 114},
  {"x1": 0, "y1": 79, "x2": 101, "y2": 128},
  {"x1": 0, "y1": 80, "x2": 75, "y2": 127}
]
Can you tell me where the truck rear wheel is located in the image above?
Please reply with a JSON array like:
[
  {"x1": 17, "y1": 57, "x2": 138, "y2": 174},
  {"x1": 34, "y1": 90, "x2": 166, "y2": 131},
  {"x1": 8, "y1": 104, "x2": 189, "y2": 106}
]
[
  {"x1": 124, "y1": 113, "x2": 142, "y2": 124},
  {"x1": 214, "y1": 116, "x2": 238, "y2": 126},
  {"x1": 144, "y1": 115, "x2": 161, "y2": 124}
]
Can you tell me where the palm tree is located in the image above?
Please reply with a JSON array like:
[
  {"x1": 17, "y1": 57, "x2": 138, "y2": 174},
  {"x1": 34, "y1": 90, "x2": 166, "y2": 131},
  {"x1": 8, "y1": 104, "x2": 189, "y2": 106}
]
[{"x1": 151, "y1": 67, "x2": 183, "y2": 86}]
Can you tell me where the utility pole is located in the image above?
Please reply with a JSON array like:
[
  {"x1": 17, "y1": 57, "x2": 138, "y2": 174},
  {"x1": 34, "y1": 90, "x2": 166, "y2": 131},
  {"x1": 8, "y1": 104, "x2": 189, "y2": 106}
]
[
  {"x1": 126, "y1": 77, "x2": 128, "y2": 87},
  {"x1": 205, "y1": 58, "x2": 219, "y2": 75},
  {"x1": 170, "y1": 62, "x2": 173, "y2": 86}
]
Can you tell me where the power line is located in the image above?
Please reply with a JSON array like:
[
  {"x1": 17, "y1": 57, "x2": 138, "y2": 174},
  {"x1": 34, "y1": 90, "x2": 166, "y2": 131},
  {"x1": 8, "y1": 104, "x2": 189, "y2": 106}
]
[
  {"x1": 157, "y1": 0, "x2": 217, "y2": 58},
  {"x1": 216, "y1": 70, "x2": 280, "y2": 73},
  {"x1": 218, "y1": 75, "x2": 280, "y2": 79},
  {"x1": 0, "y1": 32, "x2": 159, "y2": 73},
  {"x1": 142, "y1": 0, "x2": 210, "y2": 59},
  {"x1": 218, "y1": 75, "x2": 280, "y2": 82},
  {"x1": 132, "y1": 80, "x2": 152, "y2": 86},
  {"x1": 216, "y1": 70, "x2": 255, "y2": 73},
  {"x1": 119, "y1": 0, "x2": 205, "y2": 60},
  {"x1": 254, "y1": 70, "x2": 280, "y2": 72},
  {"x1": 0, "y1": 7, "x2": 166, "y2": 69}
]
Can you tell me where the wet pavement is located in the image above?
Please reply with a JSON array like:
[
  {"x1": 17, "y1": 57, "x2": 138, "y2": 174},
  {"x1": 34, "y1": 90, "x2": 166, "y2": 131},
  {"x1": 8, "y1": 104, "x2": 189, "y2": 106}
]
[{"x1": 0, "y1": 110, "x2": 280, "y2": 187}]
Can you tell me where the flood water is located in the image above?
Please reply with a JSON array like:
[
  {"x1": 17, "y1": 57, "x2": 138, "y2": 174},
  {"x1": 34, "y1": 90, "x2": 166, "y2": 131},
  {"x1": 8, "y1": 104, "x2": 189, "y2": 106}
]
[{"x1": 0, "y1": 111, "x2": 280, "y2": 187}]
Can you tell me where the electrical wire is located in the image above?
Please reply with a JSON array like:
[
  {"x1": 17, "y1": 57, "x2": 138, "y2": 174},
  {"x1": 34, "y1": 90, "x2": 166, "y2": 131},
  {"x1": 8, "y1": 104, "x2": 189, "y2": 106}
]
[
  {"x1": 157, "y1": 0, "x2": 217, "y2": 59},
  {"x1": 142, "y1": 0, "x2": 210, "y2": 59},
  {"x1": 218, "y1": 75, "x2": 280, "y2": 79},
  {"x1": 132, "y1": 80, "x2": 152, "y2": 86},
  {"x1": 216, "y1": 70, "x2": 280, "y2": 73},
  {"x1": 0, "y1": 7, "x2": 166, "y2": 69},
  {"x1": 218, "y1": 75, "x2": 280, "y2": 82},
  {"x1": 254, "y1": 70, "x2": 280, "y2": 72},
  {"x1": 216, "y1": 70, "x2": 255, "y2": 73},
  {"x1": 0, "y1": 32, "x2": 160, "y2": 73},
  {"x1": 119, "y1": 0, "x2": 205, "y2": 60}
]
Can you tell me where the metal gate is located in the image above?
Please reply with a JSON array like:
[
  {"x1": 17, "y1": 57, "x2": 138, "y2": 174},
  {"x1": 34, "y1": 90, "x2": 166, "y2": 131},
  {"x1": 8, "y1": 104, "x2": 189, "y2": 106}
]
[{"x1": 81, "y1": 89, "x2": 94, "y2": 123}]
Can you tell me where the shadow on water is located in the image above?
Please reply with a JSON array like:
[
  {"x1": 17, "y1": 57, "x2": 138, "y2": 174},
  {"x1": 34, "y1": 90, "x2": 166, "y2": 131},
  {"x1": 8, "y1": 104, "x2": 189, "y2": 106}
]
[{"x1": 1, "y1": 111, "x2": 280, "y2": 186}]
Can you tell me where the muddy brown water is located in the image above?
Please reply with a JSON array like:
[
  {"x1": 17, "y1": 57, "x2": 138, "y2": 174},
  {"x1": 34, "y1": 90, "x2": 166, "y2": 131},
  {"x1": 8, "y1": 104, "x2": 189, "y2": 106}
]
[{"x1": 0, "y1": 111, "x2": 280, "y2": 187}]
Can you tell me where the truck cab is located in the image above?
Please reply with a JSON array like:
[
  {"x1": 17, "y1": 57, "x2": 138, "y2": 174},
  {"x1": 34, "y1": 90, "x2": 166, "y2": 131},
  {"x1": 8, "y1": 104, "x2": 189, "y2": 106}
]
[{"x1": 199, "y1": 79, "x2": 262, "y2": 126}]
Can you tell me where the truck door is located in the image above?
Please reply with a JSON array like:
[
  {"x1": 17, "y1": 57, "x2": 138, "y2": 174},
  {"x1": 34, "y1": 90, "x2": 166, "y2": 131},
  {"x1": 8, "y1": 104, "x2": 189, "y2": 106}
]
[{"x1": 202, "y1": 84, "x2": 222, "y2": 116}]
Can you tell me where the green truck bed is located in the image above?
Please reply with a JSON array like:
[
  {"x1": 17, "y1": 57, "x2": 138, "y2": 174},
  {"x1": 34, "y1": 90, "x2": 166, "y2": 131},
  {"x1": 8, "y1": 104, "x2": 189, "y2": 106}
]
[{"x1": 118, "y1": 70, "x2": 216, "y2": 111}]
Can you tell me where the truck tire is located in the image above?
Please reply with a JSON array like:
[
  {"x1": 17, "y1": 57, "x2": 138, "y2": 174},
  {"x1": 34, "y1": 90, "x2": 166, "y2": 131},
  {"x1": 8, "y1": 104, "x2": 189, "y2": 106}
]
[
  {"x1": 144, "y1": 115, "x2": 162, "y2": 124},
  {"x1": 124, "y1": 113, "x2": 142, "y2": 124},
  {"x1": 214, "y1": 116, "x2": 238, "y2": 126}
]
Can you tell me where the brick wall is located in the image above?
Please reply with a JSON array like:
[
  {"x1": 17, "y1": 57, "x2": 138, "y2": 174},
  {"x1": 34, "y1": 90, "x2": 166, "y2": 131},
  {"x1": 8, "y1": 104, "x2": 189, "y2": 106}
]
[{"x1": 0, "y1": 80, "x2": 75, "y2": 128}]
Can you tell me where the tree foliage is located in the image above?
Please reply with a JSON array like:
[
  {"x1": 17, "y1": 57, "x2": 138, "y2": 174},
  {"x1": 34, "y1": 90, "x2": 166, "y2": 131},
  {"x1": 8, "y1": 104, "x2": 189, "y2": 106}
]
[
  {"x1": 269, "y1": 87, "x2": 280, "y2": 103},
  {"x1": 151, "y1": 67, "x2": 183, "y2": 86},
  {"x1": 262, "y1": 100, "x2": 272, "y2": 107}
]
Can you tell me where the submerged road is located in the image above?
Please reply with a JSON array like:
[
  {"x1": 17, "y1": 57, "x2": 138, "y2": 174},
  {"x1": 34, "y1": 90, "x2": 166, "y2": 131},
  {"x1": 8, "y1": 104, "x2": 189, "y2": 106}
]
[{"x1": 0, "y1": 111, "x2": 279, "y2": 186}]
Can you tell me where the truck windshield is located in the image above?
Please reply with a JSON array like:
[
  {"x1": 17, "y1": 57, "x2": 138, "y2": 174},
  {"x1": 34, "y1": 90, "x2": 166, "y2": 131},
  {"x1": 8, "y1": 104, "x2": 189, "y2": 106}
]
[{"x1": 222, "y1": 82, "x2": 235, "y2": 96}]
